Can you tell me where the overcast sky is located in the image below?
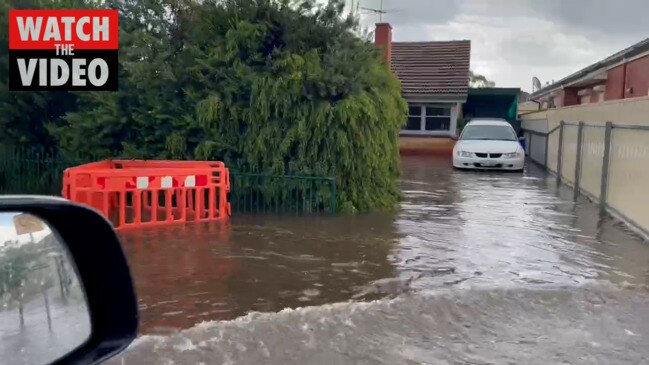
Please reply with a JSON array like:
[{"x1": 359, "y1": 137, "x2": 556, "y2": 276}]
[{"x1": 354, "y1": 0, "x2": 648, "y2": 92}]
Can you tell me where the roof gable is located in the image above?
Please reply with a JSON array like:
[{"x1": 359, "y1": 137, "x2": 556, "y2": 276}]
[{"x1": 391, "y1": 40, "x2": 471, "y2": 97}]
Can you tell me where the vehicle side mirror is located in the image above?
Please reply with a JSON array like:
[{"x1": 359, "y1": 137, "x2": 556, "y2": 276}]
[
  {"x1": 450, "y1": 135, "x2": 459, "y2": 141},
  {"x1": 0, "y1": 196, "x2": 137, "y2": 365}
]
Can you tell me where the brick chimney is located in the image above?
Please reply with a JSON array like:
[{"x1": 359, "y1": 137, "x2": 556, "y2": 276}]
[{"x1": 375, "y1": 23, "x2": 392, "y2": 65}]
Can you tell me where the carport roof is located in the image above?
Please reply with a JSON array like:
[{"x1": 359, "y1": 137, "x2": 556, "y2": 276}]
[
  {"x1": 391, "y1": 40, "x2": 471, "y2": 97},
  {"x1": 468, "y1": 87, "x2": 521, "y2": 96}
]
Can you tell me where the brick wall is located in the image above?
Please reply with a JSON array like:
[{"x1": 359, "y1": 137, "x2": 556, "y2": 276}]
[
  {"x1": 605, "y1": 64, "x2": 626, "y2": 101},
  {"x1": 624, "y1": 55, "x2": 649, "y2": 99}
]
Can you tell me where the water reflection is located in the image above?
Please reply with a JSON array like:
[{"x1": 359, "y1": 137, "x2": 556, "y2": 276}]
[
  {"x1": 120, "y1": 155, "x2": 648, "y2": 337},
  {"x1": 396, "y1": 157, "x2": 648, "y2": 291},
  {"x1": 112, "y1": 286, "x2": 649, "y2": 365},
  {"x1": 0, "y1": 213, "x2": 90, "y2": 364},
  {"x1": 120, "y1": 213, "x2": 400, "y2": 334},
  {"x1": 112, "y1": 156, "x2": 649, "y2": 364}
]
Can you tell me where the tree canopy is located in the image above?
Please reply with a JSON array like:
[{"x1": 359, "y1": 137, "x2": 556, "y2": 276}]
[
  {"x1": 0, "y1": 0, "x2": 408, "y2": 212},
  {"x1": 469, "y1": 70, "x2": 496, "y2": 88}
]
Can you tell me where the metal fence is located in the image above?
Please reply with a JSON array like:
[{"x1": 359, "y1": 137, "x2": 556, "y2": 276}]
[
  {"x1": 523, "y1": 125, "x2": 558, "y2": 167},
  {"x1": 229, "y1": 172, "x2": 336, "y2": 215},
  {"x1": 0, "y1": 145, "x2": 337, "y2": 215},
  {"x1": 0, "y1": 146, "x2": 71, "y2": 195},
  {"x1": 523, "y1": 121, "x2": 649, "y2": 237}
]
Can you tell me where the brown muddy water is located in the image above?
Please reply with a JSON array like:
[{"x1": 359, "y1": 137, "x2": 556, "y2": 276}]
[{"x1": 110, "y1": 156, "x2": 649, "y2": 364}]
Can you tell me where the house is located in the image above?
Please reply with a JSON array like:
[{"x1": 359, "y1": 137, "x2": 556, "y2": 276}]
[
  {"x1": 374, "y1": 23, "x2": 471, "y2": 140},
  {"x1": 529, "y1": 38, "x2": 649, "y2": 108}
]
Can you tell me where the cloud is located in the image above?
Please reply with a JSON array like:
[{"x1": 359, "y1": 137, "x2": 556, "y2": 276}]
[
  {"x1": 408, "y1": 14, "x2": 602, "y2": 88},
  {"x1": 0, "y1": 225, "x2": 17, "y2": 240},
  {"x1": 356, "y1": 0, "x2": 460, "y2": 27},
  {"x1": 356, "y1": 0, "x2": 647, "y2": 91},
  {"x1": 529, "y1": 0, "x2": 649, "y2": 39},
  {"x1": 0, "y1": 213, "x2": 53, "y2": 252}
]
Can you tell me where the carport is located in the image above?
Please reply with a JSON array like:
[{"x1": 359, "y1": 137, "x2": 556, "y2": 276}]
[{"x1": 462, "y1": 88, "x2": 521, "y2": 128}]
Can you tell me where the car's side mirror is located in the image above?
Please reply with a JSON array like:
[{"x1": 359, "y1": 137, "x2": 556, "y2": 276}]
[
  {"x1": 0, "y1": 196, "x2": 137, "y2": 365},
  {"x1": 450, "y1": 135, "x2": 459, "y2": 141}
]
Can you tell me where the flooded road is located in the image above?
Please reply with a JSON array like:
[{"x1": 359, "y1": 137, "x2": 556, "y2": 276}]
[{"x1": 111, "y1": 156, "x2": 649, "y2": 364}]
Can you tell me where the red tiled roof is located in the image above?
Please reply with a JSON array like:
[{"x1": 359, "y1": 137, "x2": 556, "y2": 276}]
[{"x1": 391, "y1": 40, "x2": 471, "y2": 96}]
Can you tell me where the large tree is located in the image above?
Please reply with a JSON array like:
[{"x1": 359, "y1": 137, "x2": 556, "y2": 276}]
[
  {"x1": 48, "y1": 0, "x2": 407, "y2": 212},
  {"x1": 469, "y1": 70, "x2": 496, "y2": 88},
  {"x1": 0, "y1": 0, "x2": 84, "y2": 148}
]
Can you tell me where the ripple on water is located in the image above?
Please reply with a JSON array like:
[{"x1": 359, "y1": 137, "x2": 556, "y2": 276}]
[
  {"x1": 109, "y1": 286, "x2": 649, "y2": 365},
  {"x1": 116, "y1": 156, "x2": 649, "y2": 364}
]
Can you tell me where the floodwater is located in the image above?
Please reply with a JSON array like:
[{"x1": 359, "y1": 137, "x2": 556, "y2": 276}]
[{"x1": 110, "y1": 156, "x2": 649, "y2": 364}]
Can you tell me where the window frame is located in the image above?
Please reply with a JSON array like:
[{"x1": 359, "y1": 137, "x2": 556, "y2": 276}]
[
  {"x1": 405, "y1": 105, "x2": 423, "y2": 131},
  {"x1": 401, "y1": 104, "x2": 453, "y2": 134}
]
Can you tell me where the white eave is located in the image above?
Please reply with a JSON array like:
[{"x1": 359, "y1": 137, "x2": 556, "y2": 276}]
[{"x1": 568, "y1": 69, "x2": 608, "y2": 88}]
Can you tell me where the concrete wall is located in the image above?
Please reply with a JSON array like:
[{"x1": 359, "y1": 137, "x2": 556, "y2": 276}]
[
  {"x1": 520, "y1": 113, "x2": 548, "y2": 132},
  {"x1": 523, "y1": 96, "x2": 649, "y2": 130},
  {"x1": 517, "y1": 101, "x2": 540, "y2": 117},
  {"x1": 521, "y1": 97, "x2": 649, "y2": 237}
]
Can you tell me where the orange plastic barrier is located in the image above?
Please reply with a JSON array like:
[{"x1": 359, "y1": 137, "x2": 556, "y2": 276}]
[{"x1": 62, "y1": 160, "x2": 231, "y2": 230}]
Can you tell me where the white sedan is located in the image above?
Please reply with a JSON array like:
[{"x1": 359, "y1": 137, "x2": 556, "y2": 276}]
[{"x1": 453, "y1": 119, "x2": 525, "y2": 171}]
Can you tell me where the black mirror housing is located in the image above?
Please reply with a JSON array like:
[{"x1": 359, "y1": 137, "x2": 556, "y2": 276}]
[{"x1": 0, "y1": 196, "x2": 137, "y2": 365}]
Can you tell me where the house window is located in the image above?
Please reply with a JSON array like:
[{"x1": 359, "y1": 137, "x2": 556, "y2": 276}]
[
  {"x1": 425, "y1": 106, "x2": 451, "y2": 131},
  {"x1": 402, "y1": 104, "x2": 452, "y2": 132},
  {"x1": 405, "y1": 106, "x2": 422, "y2": 130}
]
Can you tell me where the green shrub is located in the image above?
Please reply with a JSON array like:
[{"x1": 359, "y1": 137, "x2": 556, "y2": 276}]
[{"x1": 47, "y1": 0, "x2": 407, "y2": 212}]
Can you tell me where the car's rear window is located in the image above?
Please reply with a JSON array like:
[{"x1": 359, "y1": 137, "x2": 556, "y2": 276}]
[{"x1": 461, "y1": 125, "x2": 517, "y2": 141}]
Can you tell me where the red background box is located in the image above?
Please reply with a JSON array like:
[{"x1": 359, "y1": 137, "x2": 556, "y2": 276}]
[{"x1": 9, "y1": 9, "x2": 118, "y2": 50}]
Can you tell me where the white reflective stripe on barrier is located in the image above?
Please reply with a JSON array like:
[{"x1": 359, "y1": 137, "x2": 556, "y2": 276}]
[
  {"x1": 185, "y1": 175, "x2": 196, "y2": 187},
  {"x1": 136, "y1": 176, "x2": 149, "y2": 189},
  {"x1": 161, "y1": 176, "x2": 173, "y2": 189}
]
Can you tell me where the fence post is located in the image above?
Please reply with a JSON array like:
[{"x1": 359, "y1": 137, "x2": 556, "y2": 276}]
[
  {"x1": 573, "y1": 121, "x2": 585, "y2": 201},
  {"x1": 599, "y1": 121, "x2": 613, "y2": 211},
  {"x1": 330, "y1": 176, "x2": 337, "y2": 215},
  {"x1": 544, "y1": 131, "x2": 550, "y2": 168},
  {"x1": 556, "y1": 121, "x2": 565, "y2": 184}
]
